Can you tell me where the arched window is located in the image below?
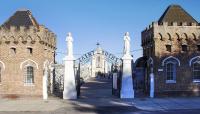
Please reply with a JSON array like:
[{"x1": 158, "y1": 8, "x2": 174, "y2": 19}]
[
  {"x1": 166, "y1": 62, "x2": 176, "y2": 82},
  {"x1": 192, "y1": 62, "x2": 200, "y2": 82},
  {"x1": 24, "y1": 66, "x2": 34, "y2": 84},
  {"x1": 162, "y1": 56, "x2": 180, "y2": 83},
  {"x1": 20, "y1": 59, "x2": 38, "y2": 85},
  {"x1": 190, "y1": 56, "x2": 200, "y2": 82}
]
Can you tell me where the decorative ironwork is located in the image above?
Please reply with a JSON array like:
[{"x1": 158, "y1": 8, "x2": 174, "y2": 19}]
[{"x1": 76, "y1": 49, "x2": 122, "y2": 65}]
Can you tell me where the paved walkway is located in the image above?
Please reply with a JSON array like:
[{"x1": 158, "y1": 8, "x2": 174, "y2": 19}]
[
  {"x1": 1, "y1": 97, "x2": 200, "y2": 113},
  {"x1": 0, "y1": 77, "x2": 200, "y2": 113},
  {"x1": 80, "y1": 77, "x2": 113, "y2": 99}
]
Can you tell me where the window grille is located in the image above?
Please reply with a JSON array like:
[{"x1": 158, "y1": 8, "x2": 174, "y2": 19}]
[
  {"x1": 24, "y1": 66, "x2": 34, "y2": 84},
  {"x1": 193, "y1": 62, "x2": 200, "y2": 82}
]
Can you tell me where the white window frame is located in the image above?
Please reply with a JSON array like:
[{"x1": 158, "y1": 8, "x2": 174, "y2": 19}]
[
  {"x1": 162, "y1": 56, "x2": 180, "y2": 66},
  {"x1": 192, "y1": 61, "x2": 200, "y2": 83},
  {"x1": 24, "y1": 65, "x2": 35, "y2": 86},
  {"x1": 165, "y1": 61, "x2": 176, "y2": 83}
]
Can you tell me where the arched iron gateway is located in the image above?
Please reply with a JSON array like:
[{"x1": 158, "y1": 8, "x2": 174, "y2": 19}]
[
  {"x1": 62, "y1": 32, "x2": 135, "y2": 100},
  {"x1": 74, "y1": 44, "x2": 122, "y2": 97},
  {"x1": 76, "y1": 50, "x2": 121, "y2": 65}
]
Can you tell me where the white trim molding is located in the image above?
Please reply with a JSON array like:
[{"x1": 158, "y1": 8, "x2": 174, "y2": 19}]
[
  {"x1": 0, "y1": 61, "x2": 5, "y2": 70},
  {"x1": 189, "y1": 56, "x2": 200, "y2": 66},
  {"x1": 20, "y1": 59, "x2": 39, "y2": 69},
  {"x1": 193, "y1": 80, "x2": 200, "y2": 83},
  {"x1": 148, "y1": 57, "x2": 153, "y2": 65},
  {"x1": 43, "y1": 60, "x2": 49, "y2": 69},
  {"x1": 162, "y1": 56, "x2": 180, "y2": 66},
  {"x1": 166, "y1": 80, "x2": 176, "y2": 83},
  {"x1": 190, "y1": 56, "x2": 200, "y2": 83}
]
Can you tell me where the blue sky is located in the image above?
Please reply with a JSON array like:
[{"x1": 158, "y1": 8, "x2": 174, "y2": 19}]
[{"x1": 0, "y1": 0, "x2": 200, "y2": 63}]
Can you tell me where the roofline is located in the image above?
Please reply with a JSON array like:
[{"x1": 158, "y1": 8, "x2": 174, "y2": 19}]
[{"x1": 158, "y1": 4, "x2": 198, "y2": 24}]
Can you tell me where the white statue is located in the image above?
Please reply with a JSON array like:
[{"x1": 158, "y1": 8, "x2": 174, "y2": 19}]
[
  {"x1": 66, "y1": 32, "x2": 73, "y2": 57},
  {"x1": 123, "y1": 32, "x2": 131, "y2": 55}
]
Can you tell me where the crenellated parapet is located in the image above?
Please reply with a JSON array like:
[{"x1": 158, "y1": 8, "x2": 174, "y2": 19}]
[
  {"x1": 142, "y1": 21, "x2": 200, "y2": 47},
  {"x1": 144, "y1": 21, "x2": 199, "y2": 32},
  {"x1": 0, "y1": 25, "x2": 56, "y2": 49}
]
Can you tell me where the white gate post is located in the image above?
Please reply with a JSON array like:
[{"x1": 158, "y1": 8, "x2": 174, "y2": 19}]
[
  {"x1": 120, "y1": 32, "x2": 134, "y2": 98},
  {"x1": 150, "y1": 72, "x2": 154, "y2": 98},
  {"x1": 63, "y1": 32, "x2": 77, "y2": 99},
  {"x1": 148, "y1": 58, "x2": 154, "y2": 98},
  {"x1": 50, "y1": 67, "x2": 54, "y2": 94},
  {"x1": 43, "y1": 67, "x2": 48, "y2": 100},
  {"x1": 113, "y1": 72, "x2": 118, "y2": 89}
]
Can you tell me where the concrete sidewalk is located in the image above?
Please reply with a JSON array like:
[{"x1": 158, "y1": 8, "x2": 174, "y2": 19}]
[
  {"x1": 0, "y1": 97, "x2": 200, "y2": 112},
  {"x1": 0, "y1": 97, "x2": 133, "y2": 112},
  {"x1": 0, "y1": 78, "x2": 200, "y2": 113},
  {"x1": 132, "y1": 97, "x2": 200, "y2": 111}
]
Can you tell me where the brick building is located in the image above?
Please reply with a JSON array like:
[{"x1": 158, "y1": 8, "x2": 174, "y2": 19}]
[
  {"x1": 141, "y1": 5, "x2": 200, "y2": 96},
  {"x1": 0, "y1": 9, "x2": 56, "y2": 98}
]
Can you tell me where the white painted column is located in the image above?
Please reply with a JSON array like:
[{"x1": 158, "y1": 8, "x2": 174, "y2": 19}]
[
  {"x1": 113, "y1": 72, "x2": 118, "y2": 89},
  {"x1": 50, "y1": 67, "x2": 54, "y2": 94},
  {"x1": 120, "y1": 32, "x2": 134, "y2": 98},
  {"x1": 150, "y1": 73, "x2": 154, "y2": 98},
  {"x1": 63, "y1": 32, "x2": 77, "y2": 99},
  {"x1": 43, "y1": 67, "x2": 48, "y2": 100},
  {"x1": 121, "y1": 56, "x2": 134, "y2": 98}
]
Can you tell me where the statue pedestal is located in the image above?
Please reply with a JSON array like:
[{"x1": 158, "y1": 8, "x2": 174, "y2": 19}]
[
  {"x1": 63, "y1": 56, "x2": 77, "y2": 99},
  {"x1": 120, "y1": 55, "x2": 134, "y2": 98}
]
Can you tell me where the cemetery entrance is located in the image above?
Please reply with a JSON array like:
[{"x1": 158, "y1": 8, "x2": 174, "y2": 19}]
[{"x1": 74, "y1": 44, "x2": 122, "y2": 99}]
